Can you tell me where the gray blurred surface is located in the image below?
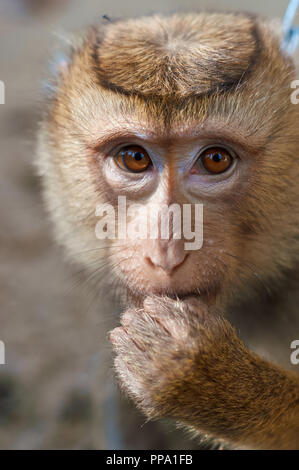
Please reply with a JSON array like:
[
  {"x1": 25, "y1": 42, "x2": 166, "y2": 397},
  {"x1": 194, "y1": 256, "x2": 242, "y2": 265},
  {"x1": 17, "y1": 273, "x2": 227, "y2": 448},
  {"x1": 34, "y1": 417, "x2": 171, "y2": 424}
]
[{"x1": 0, "y1": 0, "x2": 295, "y2": 449}]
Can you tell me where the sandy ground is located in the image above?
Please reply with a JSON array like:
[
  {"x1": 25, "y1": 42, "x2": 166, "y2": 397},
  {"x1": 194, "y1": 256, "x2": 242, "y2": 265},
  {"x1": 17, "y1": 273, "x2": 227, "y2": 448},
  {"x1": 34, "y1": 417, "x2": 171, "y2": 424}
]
[{"x1": 0, "y1": 0, "x2": 295, "y2": 449}]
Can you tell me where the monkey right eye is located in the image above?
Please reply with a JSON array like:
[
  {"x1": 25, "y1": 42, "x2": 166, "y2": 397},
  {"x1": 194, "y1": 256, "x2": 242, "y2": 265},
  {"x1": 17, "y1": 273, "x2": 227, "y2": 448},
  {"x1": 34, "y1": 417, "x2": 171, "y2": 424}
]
[
  {"x1": 200, "y1": 147, "x2": 233, "y2": 174},
  {"x1": 115, "y1": 145, "x2": 152, "y2": 173}
]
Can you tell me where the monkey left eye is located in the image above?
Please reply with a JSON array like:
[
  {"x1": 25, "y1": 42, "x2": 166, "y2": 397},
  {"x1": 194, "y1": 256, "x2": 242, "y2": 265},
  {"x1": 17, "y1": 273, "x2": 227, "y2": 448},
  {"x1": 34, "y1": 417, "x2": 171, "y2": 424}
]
[
  {"x1": 194, "y1": 147, "x2": 233, "y2": 175},
  {"x1": 115, "y1": 145, "x2": 152, "y2": 173}
]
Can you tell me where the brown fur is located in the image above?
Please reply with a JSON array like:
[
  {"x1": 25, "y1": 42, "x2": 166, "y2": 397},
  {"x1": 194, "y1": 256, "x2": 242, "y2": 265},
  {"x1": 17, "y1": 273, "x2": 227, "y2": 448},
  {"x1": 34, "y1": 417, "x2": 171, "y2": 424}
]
[
  {"x1": 37, "y1": 12, "x2": 299, "y2": 449},
  {"x1": 93, "y1": 13, "x2": 260, "y2": 97}
]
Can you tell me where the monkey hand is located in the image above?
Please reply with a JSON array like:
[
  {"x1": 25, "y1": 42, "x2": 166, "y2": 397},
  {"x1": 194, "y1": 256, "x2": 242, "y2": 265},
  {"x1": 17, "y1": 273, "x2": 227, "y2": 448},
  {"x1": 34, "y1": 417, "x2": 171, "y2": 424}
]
[{"x1": 109, "y1": 296, "x2": 256, "y2": 435}]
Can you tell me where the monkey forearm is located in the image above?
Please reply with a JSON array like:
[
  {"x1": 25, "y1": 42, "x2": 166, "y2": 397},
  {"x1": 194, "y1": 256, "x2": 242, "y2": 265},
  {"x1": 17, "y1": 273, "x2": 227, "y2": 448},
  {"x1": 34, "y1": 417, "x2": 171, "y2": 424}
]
[
  {"x1": 176, "y1": 352, "x2": 299, "y2": 450},
  {"x1": 111, "y1": 297, "x2": 299, "y2": 450}
]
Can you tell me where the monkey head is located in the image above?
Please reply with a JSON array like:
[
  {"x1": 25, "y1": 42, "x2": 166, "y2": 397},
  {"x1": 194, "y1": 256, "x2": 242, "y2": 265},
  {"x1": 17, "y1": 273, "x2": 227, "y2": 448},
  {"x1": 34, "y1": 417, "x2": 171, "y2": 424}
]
[{"x1": 37, "y1": 12, "x2": 299, "y2": 309}]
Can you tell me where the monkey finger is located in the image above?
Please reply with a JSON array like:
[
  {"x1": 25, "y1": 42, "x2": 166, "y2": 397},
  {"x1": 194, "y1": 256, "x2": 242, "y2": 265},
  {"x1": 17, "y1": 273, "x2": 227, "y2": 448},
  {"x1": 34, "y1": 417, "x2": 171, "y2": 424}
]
[
  {"x1": 120, "y1": 309, "x2": 139, "y2": 327},
  {"x1": 109, "y1": 326, "x2": 146, "y2": 353},
  {"x1": 114, "y1": 356, "x2": 145, "y2": 400}
]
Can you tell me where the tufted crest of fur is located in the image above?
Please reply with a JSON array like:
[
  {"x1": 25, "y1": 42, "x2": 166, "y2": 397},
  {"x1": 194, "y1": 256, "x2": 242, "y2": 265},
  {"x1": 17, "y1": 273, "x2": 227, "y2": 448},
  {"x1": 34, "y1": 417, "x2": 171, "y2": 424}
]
[{"x1": 93, "y1": 13, "x2": 260, "y2": 98}]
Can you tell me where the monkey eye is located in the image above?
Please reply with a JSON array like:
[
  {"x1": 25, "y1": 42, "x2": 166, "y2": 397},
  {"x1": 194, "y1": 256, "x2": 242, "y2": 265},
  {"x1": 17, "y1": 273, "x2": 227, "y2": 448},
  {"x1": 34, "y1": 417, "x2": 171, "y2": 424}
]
[
  {"x1": 115, "y1": 145, "x2": 152, "y2": 173},
  {"x1": 196, "y1": 147, "x2": 233, "y2": 174}
]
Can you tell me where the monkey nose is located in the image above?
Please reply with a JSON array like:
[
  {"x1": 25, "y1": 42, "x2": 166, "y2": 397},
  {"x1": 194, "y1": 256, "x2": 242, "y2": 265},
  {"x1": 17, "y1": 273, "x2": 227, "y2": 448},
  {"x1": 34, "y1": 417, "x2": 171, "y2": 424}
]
[{"x1": 145, "y1": 248, "x2": 188, "y2": 274}]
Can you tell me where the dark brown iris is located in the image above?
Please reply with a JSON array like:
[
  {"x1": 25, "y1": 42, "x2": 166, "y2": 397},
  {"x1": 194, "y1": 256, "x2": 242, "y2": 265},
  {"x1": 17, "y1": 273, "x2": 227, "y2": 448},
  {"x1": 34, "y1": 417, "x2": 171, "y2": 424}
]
[
  {"x1": 201, "y1": 147, "x2": 233, "y2": 174},
  {"x1": 115, "y1": 145, "x2": 151, "y2": 173}
]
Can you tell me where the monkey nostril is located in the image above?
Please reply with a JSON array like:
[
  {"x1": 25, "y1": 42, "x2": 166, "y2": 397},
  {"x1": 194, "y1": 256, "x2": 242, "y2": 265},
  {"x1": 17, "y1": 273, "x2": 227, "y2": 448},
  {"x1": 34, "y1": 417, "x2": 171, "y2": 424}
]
[{"x1": 145, "y1": 254, "x2": 188, "y2": 274}]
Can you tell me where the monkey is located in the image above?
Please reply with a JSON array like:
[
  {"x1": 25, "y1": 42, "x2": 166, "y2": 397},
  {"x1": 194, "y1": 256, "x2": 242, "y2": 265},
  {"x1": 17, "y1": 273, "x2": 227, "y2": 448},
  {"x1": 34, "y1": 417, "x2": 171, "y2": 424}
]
[{"x1": 36, "y1": 11, "x2": 299, "y2": 449}]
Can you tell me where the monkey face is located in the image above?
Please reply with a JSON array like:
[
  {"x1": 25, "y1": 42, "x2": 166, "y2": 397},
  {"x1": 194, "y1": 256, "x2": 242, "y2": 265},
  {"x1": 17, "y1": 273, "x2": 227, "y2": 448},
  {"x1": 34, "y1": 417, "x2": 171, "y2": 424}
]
[
  {"x1": 38, "y1": 13, "x2": 299, "y2": 307},
  {"x1": 91, "y1": 125, "x2": 244, "y2": 303}
]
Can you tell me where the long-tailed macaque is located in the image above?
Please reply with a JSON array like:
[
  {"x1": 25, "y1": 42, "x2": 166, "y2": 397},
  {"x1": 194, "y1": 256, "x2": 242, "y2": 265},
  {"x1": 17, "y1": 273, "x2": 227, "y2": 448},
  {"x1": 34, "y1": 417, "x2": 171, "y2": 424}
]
[{"x1": 37, "y1": 11, "x2": 299, "y2": 449}]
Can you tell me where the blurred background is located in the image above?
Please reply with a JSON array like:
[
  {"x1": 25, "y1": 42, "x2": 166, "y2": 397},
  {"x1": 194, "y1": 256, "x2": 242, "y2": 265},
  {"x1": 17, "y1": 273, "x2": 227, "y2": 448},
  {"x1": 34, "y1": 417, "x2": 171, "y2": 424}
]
[{"x1": 0, "y1": 0, "x2": 296, "y2": 450}]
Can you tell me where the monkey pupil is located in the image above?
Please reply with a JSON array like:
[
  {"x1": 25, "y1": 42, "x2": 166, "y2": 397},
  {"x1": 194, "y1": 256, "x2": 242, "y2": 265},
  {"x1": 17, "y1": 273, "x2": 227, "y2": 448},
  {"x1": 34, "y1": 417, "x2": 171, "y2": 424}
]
[
  {"x1": 134, "y1": 152, "x2": 143, "y2": 161},
  {"x1": 213, "y1": 153, "x2": 222, "y2": 163}
]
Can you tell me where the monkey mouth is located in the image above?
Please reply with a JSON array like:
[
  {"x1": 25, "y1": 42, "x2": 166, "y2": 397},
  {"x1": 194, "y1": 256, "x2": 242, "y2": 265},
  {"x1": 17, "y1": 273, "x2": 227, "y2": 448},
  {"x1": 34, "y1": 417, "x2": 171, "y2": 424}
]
[
  {"x1": 167, "y1": 291, "x2": 201, "y2": 301},
  {"x1": 126, "y1": 282, "x2": 220, "y2": 305}
]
